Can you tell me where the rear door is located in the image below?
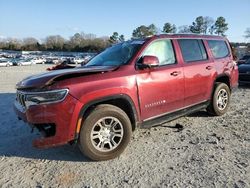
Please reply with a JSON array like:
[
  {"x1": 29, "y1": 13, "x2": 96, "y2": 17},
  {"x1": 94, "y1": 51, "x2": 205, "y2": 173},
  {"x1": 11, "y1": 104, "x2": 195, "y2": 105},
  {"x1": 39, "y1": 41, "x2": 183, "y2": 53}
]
[
  {"x1": 136, "y1": 39, "x2": 184, "y2": 120},
  {"x1": 177, "y1": 39, "x2": 216, "y2": 107}
]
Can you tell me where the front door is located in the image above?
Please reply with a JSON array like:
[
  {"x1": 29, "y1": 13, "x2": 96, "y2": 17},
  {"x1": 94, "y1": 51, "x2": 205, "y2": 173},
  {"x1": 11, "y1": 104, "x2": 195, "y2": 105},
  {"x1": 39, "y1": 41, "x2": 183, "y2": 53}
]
[{"x1": 136, "y1": 39, "x2": 184, "y2": 120}]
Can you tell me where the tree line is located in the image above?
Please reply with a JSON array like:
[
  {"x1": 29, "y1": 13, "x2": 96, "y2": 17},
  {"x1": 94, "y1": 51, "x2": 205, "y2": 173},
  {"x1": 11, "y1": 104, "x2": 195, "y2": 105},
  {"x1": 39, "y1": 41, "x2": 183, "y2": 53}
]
[
  {"x1": 0, "y1": 33, "x2": 110, "y2": 52},
  {"x1": 130, "y1": 16, "x2": 229, "y2": 39},
  {"x1": 108, "y1": 16, "x2": 230, "y2": 42},
  {"x1": 0, "y1": 16, "x2": 250, "y2": 52}
]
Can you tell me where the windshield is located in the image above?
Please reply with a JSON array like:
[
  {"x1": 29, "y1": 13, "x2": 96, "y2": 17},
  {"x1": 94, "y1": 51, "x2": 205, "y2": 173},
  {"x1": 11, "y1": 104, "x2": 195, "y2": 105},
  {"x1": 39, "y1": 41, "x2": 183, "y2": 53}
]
[{"x1": 86, "y1": 40, "x2": 144, "y2": 66}]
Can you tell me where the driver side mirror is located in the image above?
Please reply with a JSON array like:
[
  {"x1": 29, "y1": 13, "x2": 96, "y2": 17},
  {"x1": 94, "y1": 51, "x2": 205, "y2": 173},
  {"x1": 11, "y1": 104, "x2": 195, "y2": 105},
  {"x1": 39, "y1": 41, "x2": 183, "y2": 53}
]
[{"x1": 138, "y1": 55, "x2": 159, "y2": 69}]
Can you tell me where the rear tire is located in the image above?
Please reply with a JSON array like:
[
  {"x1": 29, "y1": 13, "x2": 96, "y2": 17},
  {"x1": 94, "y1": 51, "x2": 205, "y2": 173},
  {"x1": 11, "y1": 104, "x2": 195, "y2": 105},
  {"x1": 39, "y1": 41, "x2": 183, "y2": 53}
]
[
  {"x1": 207, "y1": 82, "x2": 231, "y2": 116},
  {"x1": 78, "y1": 104, "x2": 132, "y2": 161}
]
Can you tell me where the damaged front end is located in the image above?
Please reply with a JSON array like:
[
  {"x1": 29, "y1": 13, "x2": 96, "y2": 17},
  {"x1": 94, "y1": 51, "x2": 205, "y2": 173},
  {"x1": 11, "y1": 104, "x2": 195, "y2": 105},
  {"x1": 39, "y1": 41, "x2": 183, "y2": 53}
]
[
  {"x1": 14, "y1": 66, "x2": 118, "y2": 148},
  {"x1": 14, "y1": 88, "x2": 80, "y2": 148}
]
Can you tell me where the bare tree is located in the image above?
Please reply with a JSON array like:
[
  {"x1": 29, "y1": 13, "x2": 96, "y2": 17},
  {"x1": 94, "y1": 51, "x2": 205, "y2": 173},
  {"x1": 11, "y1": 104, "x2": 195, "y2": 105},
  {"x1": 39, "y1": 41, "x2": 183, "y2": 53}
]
[
  {"x1": 203, "y1": 16, "x2": 214, "y2": 34},
  {"x1": 5, "y1": 38, "x2": 22, "y2": 50},
  {"x1": 22, "y1": 37, "x2": 39, "y2": 50},
  {"x1": 178, "y1": 25, "x2": 191, "y2": 33},
  {"x1": 69, "y1": 33, "x2": 82, "y2": 48},
  {"x1": 45, "y1": 35, "x2": 65, "y2": 50},
  {"x1": 23, "y1": 37, "x2": 38, "y2": 45},
  {"x1": 82, "y1": 33, "x2": 96, "y2": 40}
]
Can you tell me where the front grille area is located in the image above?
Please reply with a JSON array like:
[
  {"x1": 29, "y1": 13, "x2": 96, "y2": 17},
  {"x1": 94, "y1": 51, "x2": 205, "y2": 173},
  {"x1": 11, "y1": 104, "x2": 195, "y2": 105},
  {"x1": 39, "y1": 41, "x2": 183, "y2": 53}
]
[
  {"x1": 35, "y1": 123, "x2": 56, "y2": 137},
  {"x1": 16, "y1": 91, "x2": 26, "y2": 108}
]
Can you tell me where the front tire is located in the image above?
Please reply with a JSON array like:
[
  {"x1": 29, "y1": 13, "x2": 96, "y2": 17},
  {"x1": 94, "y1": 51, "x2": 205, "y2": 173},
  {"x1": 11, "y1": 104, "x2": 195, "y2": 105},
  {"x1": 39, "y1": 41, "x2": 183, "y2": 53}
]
[
  {"x1": 207, "y1": 82, "x2": 231, "y2": 116},
  {"x1": 78, "y1": 104, "x2": 132, "y2": 161}
]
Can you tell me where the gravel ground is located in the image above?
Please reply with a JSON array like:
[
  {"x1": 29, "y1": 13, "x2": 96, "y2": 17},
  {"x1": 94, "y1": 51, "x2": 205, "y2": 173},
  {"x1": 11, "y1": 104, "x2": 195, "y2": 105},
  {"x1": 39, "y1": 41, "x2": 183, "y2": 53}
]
[{"x1": 0, "y1": 65, "x2": 249, "y2": 188}]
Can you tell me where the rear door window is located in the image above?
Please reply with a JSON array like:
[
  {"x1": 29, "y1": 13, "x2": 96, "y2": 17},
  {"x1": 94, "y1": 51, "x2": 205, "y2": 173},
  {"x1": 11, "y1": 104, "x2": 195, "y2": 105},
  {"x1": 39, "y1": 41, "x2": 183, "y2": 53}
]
[
  {"x1": 178, "y1": 39, "x2": 208, "y2": 62},
  {"x1": 207, "y1": 40, "x2": 229, "y2": 59}
]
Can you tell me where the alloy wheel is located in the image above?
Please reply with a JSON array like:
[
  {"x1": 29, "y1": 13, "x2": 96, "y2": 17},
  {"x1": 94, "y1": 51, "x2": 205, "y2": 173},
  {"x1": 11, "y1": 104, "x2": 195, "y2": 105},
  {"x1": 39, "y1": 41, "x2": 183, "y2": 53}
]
[
  {"x1": 90, "y1": 116, "x2": 124, "y2": 152},
  {"x1": 216, "y1": 88, "x2": 228, "y2": 111}
]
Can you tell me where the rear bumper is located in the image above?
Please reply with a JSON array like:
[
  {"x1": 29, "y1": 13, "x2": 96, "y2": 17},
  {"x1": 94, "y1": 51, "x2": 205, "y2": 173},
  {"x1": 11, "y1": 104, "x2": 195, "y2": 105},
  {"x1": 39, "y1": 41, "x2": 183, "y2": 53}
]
[{"x1": 13, "y1": 94, "x2": 82, "y2": 148}]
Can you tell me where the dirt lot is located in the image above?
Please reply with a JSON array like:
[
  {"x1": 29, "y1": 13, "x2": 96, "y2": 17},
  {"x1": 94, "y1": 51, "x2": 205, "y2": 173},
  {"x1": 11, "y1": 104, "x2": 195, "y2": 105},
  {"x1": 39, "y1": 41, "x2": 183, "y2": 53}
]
[{"x1": 0, "y1": 65, "x2": 249, "y2": 188}]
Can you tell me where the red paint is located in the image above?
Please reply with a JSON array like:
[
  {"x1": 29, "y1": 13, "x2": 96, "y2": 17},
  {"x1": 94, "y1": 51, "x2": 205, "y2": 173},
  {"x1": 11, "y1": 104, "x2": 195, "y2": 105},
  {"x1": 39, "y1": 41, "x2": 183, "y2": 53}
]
[{"x1": 14, "y1": 34, "x2": 238, "y2": 148}]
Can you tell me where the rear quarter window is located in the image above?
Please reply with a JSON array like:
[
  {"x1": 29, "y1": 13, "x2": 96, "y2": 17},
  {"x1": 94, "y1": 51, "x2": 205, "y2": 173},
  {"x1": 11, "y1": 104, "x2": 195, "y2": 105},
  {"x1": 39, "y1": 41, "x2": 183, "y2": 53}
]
[{"x1": 207, "y1": 40, "x2": 230, "y2": 59}]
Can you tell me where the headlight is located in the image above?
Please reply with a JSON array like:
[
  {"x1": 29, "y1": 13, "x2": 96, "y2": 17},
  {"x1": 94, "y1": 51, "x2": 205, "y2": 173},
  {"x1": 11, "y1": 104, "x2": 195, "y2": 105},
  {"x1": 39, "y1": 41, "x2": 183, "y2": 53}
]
[{"x1": 25, "y1": 89, "x2": 69, "y2": 107}]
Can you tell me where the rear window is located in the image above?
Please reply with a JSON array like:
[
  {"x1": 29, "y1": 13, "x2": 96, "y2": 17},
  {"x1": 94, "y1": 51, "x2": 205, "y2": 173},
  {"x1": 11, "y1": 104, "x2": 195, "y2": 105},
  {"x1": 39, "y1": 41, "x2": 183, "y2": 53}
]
[
  {"x1": 178, "y1": 39, "x2": 207, "y2": 62},
  {"x1": 207, "y1": 40, "x2": 229, "y2": 59}
]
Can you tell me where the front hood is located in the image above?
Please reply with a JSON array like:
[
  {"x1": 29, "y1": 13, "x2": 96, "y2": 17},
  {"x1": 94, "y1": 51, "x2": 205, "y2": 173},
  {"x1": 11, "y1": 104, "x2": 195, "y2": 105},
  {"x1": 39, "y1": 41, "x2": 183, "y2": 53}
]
[
  {"x1": 16, "y1": 66, "x2": 118, "y2": 90},
  {"x1": 238, "y1": 64, "x2": 250, "y2": 73}
]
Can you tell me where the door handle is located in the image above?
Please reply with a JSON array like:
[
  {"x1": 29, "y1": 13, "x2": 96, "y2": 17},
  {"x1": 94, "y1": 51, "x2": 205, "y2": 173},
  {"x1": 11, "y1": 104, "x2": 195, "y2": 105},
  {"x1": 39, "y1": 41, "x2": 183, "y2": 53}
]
[
  {"x1": 170, "y1": 71, "x2": 181, "y2": 76},
  {"x1": 206, "y1": 66, "x2": 213, "y2": 70}
]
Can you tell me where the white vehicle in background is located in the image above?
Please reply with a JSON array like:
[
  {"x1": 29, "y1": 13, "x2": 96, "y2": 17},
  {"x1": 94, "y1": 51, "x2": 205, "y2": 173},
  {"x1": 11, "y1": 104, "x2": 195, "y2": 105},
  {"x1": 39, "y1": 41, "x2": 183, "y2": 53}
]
[
  {"x1": 72, "y1": 57, "x2": 85, "y2": 64},
  {"x1": 0, "y1": 57, "x2": 7, "y2": 61},
  {"x1": 80, "y1": 55, "x2": 94, "y2": 65},
  {"x1": 31, "y1": 57, "x2": 46, "y2": 64},
  {"x1": 14, "y1": 58, "x2": 33, "y2": 66},
  {"x1": 45, "y1": 57, "x2": 63, "y2": 64},
  {"x1": 0, "y1": 59, "x2": 13, "y2": 67},
  {"x1": 52, "y1": 58, "x2": 63, "y2": 65}
]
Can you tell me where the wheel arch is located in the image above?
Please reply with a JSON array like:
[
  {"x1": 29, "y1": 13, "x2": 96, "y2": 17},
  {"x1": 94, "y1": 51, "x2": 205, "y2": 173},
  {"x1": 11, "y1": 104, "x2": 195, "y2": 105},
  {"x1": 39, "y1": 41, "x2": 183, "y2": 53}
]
[
  {"x1": 214, "y1": 74, "x2": 231, "y2": 89},
  {"x1": 209, "y1": 73, "x2": 231, "y2": 100},
  {"x1": 75, "y1": 94, "x2": 139, "y2": 140},
  {"x1": 207, "y1": 76, "x2": 231, "y2": 116}
]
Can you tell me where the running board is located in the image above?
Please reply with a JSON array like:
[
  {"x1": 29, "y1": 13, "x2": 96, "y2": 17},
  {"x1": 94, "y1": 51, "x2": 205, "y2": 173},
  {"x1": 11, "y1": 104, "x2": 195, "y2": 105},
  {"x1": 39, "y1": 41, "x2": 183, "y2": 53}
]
[{"x1": 141, "y1": 101, "x2": 209, "y2": 129}]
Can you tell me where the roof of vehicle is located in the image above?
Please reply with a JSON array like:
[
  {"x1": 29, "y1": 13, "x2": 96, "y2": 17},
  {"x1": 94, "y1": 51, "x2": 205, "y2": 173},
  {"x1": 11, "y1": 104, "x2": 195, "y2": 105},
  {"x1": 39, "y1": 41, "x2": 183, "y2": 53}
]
[{"x1": 145, "y1": 33, "x2": 227, "y2": 40}]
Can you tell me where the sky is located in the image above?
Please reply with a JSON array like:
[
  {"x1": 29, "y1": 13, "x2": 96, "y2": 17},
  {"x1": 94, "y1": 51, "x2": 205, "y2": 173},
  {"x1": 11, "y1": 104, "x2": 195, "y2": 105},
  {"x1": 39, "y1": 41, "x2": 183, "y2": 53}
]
[{"x1": 0, "y1": 0, "x2": 249, "y2": 42}]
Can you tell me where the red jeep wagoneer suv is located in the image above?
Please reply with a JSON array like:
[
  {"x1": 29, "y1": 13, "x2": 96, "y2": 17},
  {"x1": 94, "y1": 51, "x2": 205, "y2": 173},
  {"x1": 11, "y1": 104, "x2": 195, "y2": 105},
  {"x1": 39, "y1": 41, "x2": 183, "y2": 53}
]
[{"x1": 14, "y1": 34, "x2": 238, "y2": 160}]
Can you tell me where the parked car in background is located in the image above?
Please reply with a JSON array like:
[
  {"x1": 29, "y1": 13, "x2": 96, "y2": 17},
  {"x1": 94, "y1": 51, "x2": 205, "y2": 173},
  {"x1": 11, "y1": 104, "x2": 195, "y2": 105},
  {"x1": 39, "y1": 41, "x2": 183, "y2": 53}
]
[
  {"x1": 237, "y1": 54, "x2": 250, "y2": 65},
  {"x1": 80, "y1": 55, "x2": 94, "y2": 66},
  {"x1": 31, "y1": 57, "x2": 46, "y2": 64},
  {"x1": 66, "y1": 56, "x2": 94, "y2": 65},
  {"x1": 14, "y1": 34, "x2": 238, "y2": 161},
  {"x1": 238, "y1": 58, "x2": 250, "y2": 85},
  {"x1": 0, "y1": 57, "x2": 7, "y2": 61},
  {"x1": 71, "y1": 57, "x2": 85, "y2": 64},
  {"x1": 13, "y1": 58, "x2": 33, "y2": 66},
  {"x1": 45, "y1": 57, "x2": 63, "y2": 64},
  {"x1": 0, "y1": 59, "x2": 13, "y2": 67}
]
